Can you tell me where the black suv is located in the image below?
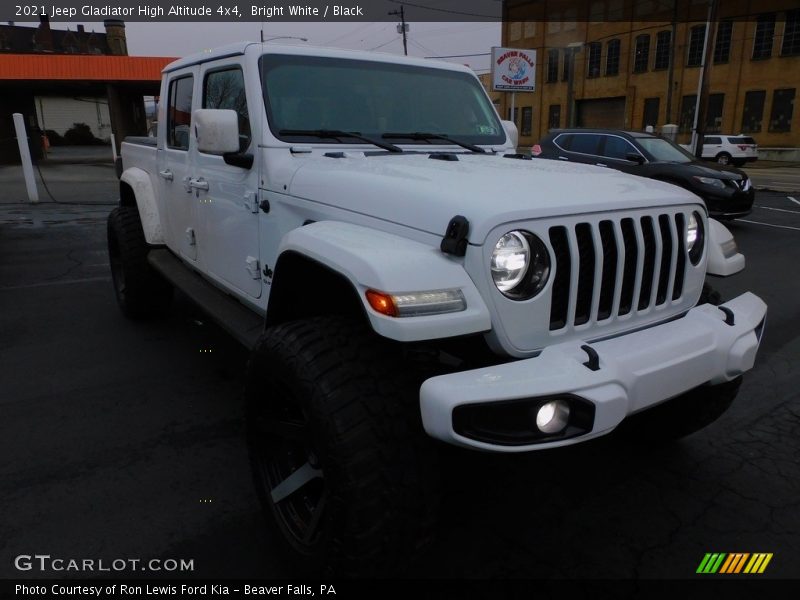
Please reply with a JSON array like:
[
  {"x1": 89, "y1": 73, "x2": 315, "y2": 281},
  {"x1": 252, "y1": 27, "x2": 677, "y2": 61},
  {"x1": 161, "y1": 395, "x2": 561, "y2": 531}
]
[{"x1": 533, "y1": 129, "x2": 754, "y2": 219}]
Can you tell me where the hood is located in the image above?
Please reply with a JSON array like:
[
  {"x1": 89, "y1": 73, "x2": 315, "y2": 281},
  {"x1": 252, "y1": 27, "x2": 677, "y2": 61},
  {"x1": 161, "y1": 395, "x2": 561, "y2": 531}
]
[{"x1": 287, "y1": 153, "x2": 703, "y2": 243}]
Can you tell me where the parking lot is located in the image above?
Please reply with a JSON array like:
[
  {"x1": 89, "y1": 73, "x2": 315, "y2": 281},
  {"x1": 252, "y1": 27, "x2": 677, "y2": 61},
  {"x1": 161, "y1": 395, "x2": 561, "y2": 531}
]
[{"x1": 1, "y1": 177, "x2": 799, "y2": 579}]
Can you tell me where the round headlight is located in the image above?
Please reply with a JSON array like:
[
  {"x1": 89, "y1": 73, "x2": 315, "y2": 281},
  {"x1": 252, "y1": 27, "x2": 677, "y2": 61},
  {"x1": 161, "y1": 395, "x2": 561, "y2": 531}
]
[
  {"x1": 687, "y1": 211, "x2": 705, "y2": 265},
  {"x1": 491, "y1": 231, "x2": 550, "y2": 299}
]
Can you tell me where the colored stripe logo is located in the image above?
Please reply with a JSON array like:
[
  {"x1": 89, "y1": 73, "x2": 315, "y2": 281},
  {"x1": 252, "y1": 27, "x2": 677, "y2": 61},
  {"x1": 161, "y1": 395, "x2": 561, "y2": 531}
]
[{"x1": 696, "y1": 552, "x2": 773, "y2": 574}]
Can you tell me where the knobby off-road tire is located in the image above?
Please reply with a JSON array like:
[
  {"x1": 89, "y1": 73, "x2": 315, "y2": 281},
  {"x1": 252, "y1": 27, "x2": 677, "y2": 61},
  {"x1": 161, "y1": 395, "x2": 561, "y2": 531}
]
[
  {"x1": 246, "y1": 316, "x2": 440, "y2": 576},
  {"x1": 107, "y1": 206, "x2": 173, "y2": 318},
  {"x1": 619, "y1": 283, "x2": 738, "y2": 442}
]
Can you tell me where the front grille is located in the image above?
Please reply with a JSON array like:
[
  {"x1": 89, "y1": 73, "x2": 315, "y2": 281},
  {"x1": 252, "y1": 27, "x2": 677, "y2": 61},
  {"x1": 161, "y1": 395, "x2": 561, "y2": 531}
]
[{"x1": 548, "y1": 213, "x2": 688, "y2": 331}]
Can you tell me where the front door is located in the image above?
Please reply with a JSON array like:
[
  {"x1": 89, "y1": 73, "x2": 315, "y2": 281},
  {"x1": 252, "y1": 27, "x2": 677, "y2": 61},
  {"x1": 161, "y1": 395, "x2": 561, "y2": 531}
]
[{"x1": 193, "y1": 62, "x2": 261, "y2": 300}]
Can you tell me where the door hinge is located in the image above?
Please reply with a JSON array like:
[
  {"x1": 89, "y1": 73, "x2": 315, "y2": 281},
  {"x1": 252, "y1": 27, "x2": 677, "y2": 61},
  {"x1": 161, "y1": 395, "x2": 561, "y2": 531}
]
[
  {"x1": 243, "y1": 191, "x2": 258, "y2": 213},
  {"x1": 245, "y1": 256, "x2": 260, "y2": 280}
]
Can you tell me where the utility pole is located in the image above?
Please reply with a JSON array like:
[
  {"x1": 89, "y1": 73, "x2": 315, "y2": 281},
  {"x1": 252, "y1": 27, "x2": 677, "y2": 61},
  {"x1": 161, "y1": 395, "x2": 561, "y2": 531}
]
[
  {"x1": 389, "y1": 5, "x2": 408, "y2": 56},
  {"x1": 692, "y1": 0, "x2": 719, "y2": 158},
  {"x1": 665, "y1": 0, "x2": 678, "y2": 124}
]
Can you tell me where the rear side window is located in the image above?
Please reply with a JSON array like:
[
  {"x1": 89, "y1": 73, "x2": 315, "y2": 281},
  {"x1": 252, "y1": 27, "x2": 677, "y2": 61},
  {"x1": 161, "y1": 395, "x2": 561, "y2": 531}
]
[
  {"x1": 203, "y1": 67, "x2": 251, "y2": 152},
  {"x1": 569, "y1": 134, "x2": 602, "y2": 155},
  {"x1": 704, "y1": 136, "x2": 722, "y2": 144},
  {"x1": 167, "y1": 76, "x2": 194, "y2": 150},
  {"x1": 602, "y1": 135, "x2": 637, "y2": 160},
  {"x1": 728, "y1": 137, "x2": 755, "y2": 144}
]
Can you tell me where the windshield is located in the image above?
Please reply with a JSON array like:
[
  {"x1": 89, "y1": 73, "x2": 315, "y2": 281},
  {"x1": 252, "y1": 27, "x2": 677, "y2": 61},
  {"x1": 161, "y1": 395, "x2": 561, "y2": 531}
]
[
  {"x1": 260, "y1": 54, "x2": 505, "y2": 146},
  {"x1": 637, "y1": 137, "x2": 696, "y2": 163}
]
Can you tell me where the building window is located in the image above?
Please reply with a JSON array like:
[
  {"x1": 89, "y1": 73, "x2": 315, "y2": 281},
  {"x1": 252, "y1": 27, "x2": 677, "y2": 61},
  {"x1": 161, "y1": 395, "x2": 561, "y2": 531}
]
[
  {"x1": 548, "y1": 104, "x2": 561, "y2": 130},
  {"x1": 654, "y1": 30, "x2": 671, "y2": 70},
  {"x1": 741, "y1": 90, "x2": 766, "y2": 133},
  {"x1": 687, "y1": 25, "x2": 706, "y2": 67},
  {"x1": 782, "y1": 9, "x2": 800, "y2": 57},
  {"x1": 589, "y1": 1, "x2": 604, "y2": 23},
  {"x1": 769, "y1": 88, "x2": 795, "y2": 132},
  {"x1": 507, "y1": 107, "x2": 519, "y2": 124},
  {"x1": 546, "y1": 49, "x2": 559, "y2": 83},
  {"x1": 705, "y1": 93, "x2": 724, "y2": 133},
  {"x1": 679, "y1": 95, "x2": 697, "y2": 133},
  {"x1": 509, "y1": 21, "x2": 522, "y2": 42},
  {"x1": 606, "y1": 39, "x2": 621, "y2": 76},
  {"x1": 714, "y1": 21, "x2": 733, "y2": 63},
  {"x1": 633, "y1": 35, "x2": 650, "y2": 73},
  {"x1": 642, "y1": 97, "x2": 660, "y2": 129},
  {"x1": 521, "y1": 107, "x2": 533, "y2": 136},
  {"x1": 752, "y1": 13, "x2": 775, "y2": 60},
  {"x1": 587, "y1": 42, "x2": 601, "y2": 78}
]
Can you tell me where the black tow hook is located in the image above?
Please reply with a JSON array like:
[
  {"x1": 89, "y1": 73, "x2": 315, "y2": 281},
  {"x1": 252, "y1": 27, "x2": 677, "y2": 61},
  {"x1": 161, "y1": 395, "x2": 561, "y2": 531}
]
[
  {"x1": 718, "y1": 306, "x2": 735, "y2": 326},
  {"x1": 581, "y1": 345, "x2": 600, "y2": 371}
]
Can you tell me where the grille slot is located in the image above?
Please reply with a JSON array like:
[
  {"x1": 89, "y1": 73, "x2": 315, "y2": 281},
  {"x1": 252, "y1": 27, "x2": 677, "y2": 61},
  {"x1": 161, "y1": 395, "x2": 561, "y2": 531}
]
[{"x1": 548, "y1": 211, "x2": 689, "y2": 331}]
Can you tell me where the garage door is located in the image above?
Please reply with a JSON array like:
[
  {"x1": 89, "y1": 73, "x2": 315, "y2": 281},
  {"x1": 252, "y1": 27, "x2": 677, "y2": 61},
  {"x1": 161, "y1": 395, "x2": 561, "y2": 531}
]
[{"x1": 577, "y1": 97, "x2": 626, "y2": 128}]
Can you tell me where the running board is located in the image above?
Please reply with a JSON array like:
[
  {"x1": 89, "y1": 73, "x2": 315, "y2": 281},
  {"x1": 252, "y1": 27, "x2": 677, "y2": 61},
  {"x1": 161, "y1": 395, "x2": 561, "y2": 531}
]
[{"x1": 148, "y1": 249, "x2": 263, "y2": 349}]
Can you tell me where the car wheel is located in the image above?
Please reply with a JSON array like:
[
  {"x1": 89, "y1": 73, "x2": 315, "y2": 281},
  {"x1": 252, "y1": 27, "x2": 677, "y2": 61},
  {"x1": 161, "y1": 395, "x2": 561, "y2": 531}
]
[
  {"x1": 716, "y1": 152, "x2": 732, "y2": 165},
  {"x1": 107, "y1": 206, "x2": 173, "y2": 319},
  {"x1": 246, "y1": 316, "x2": 440, "y2": 576}
]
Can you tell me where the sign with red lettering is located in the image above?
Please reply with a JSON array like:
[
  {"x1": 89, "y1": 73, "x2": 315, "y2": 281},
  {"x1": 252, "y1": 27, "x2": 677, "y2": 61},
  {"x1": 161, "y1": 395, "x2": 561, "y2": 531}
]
[{"x1": 491, "y1": 47, "x2": 536, "y2": 92}]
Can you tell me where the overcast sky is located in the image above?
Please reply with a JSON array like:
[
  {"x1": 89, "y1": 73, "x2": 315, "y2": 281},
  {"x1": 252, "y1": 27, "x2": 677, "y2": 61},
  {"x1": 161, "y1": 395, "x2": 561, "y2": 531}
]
[{"x1": 52, "y1": 21, "x2": 501, "y2": 73}]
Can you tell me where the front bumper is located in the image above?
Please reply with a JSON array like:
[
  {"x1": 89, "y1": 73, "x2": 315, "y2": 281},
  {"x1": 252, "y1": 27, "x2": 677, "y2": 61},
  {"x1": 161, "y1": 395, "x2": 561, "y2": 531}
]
[
  {"x1": 705, "y1": 188, "x2": 755, "y2": 218},
  {"x1": 420, "y1": 292, "x2": 766, "y2": 452}
]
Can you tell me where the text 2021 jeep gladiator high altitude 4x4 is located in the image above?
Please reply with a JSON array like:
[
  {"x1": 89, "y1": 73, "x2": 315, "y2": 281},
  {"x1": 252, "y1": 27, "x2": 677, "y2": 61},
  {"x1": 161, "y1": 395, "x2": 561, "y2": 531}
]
[{"x1": 108, "y1": 43, "x2": 766, "y2": 574}]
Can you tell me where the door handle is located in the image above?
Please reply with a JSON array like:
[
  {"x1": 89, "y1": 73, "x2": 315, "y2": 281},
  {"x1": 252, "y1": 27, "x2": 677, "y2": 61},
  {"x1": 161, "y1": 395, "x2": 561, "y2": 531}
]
[
  {"x1": 189, "y1": 178, "x2": 209, "y2": 192},
  {"x1": 158, "y1": 169, "x2": 173, "y2": 181}
]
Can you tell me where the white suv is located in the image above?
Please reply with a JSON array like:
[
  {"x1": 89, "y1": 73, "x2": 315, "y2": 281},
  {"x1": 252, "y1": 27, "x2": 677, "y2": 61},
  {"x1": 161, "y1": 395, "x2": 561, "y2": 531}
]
[{"x1": 693, "y1": 135, "x2": 759, "y2": 166}]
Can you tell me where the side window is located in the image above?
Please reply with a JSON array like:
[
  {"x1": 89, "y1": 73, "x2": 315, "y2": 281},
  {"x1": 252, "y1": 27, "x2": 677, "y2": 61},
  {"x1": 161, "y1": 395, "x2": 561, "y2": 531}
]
[
  {"x1": 603, "y1": 136, "x2": 636, "y2": 160},
  {"x1": 569, "y1": 134, "x2": 601, "y2": 155},
  {"x1": 204, "y1": 67, "x2": 251, "y2": 152},
  {"x1": 167, "y1": 76, "x2": 193, "y2": 150},
  {"x1": 705, "y1": 136, "x2": 722, "y2": 145},
  {"x1": 554, "y1": 133, "x2": 572, "y2": 150}
]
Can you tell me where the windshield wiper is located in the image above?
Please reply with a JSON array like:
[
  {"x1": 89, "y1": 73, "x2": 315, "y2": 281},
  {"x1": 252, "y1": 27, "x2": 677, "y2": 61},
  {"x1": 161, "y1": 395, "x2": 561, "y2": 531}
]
[
  {"x1": 278, "y1": 129, "x2": 403, "y2": 153},
  {"x1": 382, "y1": 132, "x2": 487, "y2": 153}
]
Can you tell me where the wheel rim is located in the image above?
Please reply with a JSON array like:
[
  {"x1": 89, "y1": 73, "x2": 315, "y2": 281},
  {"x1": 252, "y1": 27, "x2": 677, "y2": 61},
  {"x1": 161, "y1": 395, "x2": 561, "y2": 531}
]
[
  {"x1": 718, "y1": 155, "x2": 729, "y2": 165},
  {"x1": 251, "y1": 381, "x2": 328, "y2": 549}
]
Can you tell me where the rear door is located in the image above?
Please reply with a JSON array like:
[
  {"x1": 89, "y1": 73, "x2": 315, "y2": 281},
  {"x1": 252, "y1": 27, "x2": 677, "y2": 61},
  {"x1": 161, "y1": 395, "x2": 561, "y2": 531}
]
[
  {"x1": 193, "y1": 60, "x2": 262, "y2": 300},
  {"x1": 158, "y1": 69, "x2": 199, "y2": 262}
]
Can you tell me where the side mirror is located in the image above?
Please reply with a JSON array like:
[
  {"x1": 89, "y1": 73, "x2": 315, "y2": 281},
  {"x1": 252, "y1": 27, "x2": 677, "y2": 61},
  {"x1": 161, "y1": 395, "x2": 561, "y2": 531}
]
[
  {"x1": 626, "y1": 152, "x2": 645, "y2": 165},
  {"x1": 501, "y1": 120, "x2": 518, "y2": 149},
  {"x1": 193, "y1": 109, "x2": 240, "y2": 155}
]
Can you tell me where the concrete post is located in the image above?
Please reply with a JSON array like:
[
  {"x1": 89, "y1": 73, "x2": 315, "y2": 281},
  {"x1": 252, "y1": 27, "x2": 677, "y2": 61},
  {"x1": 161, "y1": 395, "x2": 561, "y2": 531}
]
[{"x1": 13, "y1": 113, "x2": 39, "y2": 204}]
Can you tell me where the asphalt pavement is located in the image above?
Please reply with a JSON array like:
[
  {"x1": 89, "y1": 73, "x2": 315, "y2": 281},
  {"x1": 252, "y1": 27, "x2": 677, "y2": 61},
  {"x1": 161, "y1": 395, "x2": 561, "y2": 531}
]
[{"x1": 1, "y1": 190, "x2": 798, "y2": 581}]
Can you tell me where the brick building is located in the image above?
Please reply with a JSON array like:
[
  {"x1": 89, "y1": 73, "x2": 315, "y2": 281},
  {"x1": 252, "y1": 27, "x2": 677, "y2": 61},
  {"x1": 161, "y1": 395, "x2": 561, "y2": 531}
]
[{"x1": 499, "y1": 0, "x2": 800, "y2": 149}]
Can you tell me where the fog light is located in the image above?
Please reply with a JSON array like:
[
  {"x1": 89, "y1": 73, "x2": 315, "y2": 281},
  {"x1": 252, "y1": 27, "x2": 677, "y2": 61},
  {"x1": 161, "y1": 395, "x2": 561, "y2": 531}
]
[{"x1": 535, "y1": 400, "x2": 570, "y2": 434}]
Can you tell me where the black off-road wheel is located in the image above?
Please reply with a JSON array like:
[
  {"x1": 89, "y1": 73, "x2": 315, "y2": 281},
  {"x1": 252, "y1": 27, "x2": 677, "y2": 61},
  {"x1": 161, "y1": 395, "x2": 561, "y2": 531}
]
[
  {"x1": 107, "y1": 206, "x2": 172, "y2": 319},
  {"x1": 246, "y1": 316, "x2": 440, "y2": 576}
]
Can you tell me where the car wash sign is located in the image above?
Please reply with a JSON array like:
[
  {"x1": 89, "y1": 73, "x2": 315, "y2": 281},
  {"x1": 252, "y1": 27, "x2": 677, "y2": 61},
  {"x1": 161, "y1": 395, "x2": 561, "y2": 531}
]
[{"x1": 491, "y1": 47, "x2": 536, "y2": 92}]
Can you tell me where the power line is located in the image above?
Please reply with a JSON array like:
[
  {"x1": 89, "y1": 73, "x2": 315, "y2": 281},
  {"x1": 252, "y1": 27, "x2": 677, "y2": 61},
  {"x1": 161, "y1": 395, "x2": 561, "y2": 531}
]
[{"x1": 387, "y1": 0, "x2": 499, "y2": 19}]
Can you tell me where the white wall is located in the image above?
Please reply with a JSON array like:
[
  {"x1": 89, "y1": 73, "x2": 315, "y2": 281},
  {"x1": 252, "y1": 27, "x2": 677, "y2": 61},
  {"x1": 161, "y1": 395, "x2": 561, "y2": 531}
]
[{"x1": 35, "y1": 96, "x2": 112, "y2": 141}]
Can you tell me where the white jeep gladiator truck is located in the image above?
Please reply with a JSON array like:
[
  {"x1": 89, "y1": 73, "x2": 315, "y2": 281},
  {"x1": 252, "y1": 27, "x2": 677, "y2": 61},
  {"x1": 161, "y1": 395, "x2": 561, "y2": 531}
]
[{"x1": 108, "y1": 42, "x2": 766, "y2": 574}]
